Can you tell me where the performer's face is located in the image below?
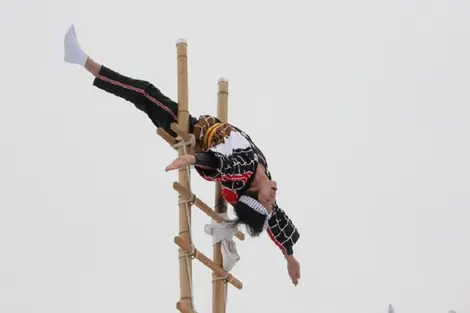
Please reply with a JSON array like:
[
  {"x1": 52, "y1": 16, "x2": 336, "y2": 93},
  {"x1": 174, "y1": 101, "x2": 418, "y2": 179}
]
[{"x1": 255, "y1": 181, "x2": 277, "y2": 213}]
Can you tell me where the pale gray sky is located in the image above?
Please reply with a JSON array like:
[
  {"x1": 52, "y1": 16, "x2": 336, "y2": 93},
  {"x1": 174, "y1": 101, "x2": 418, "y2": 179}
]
[{"x1": 1, "y1": 0, "x2": 469, "y2": 312}]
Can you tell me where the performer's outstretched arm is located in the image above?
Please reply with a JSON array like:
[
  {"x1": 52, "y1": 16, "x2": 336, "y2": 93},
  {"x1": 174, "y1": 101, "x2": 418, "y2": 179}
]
[
  {"x1": 266, "y1": 206, "x2": 300, "y2": 256},
  {"x1": 166, "y1": 134, "x2": 258, "y2": 189}
]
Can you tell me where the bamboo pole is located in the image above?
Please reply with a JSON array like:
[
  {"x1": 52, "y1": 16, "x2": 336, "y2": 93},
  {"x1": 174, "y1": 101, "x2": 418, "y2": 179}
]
[
  {"x1": 176, "y1": 38, "x2": 193, "y2": 313},
  {"x1": 176, "y1": 302, "x2": 193, "y2": 313},
  {"x1": 213, "y1": 77, "x2": 229, "y2": 313}
]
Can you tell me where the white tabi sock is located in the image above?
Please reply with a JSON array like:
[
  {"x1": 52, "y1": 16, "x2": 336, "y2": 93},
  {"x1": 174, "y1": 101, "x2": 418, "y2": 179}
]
[{"x1": 63, "y1": 24, "x2": 88, "y2": 67}]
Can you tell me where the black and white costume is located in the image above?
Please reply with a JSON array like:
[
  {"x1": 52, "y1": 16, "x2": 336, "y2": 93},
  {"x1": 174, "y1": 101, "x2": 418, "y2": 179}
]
[{"x1": 63, "y1": 24, "x2": 300, "y2": 256}]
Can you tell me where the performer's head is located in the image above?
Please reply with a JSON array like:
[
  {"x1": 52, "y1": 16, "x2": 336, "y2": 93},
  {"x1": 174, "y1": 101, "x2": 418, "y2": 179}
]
[{"x1": 232, "y1": 194, "x2": 272, "y2": 237}]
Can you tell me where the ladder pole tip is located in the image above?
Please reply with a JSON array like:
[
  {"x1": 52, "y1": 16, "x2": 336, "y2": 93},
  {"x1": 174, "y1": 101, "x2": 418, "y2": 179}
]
[{"x1": 176, "y1": 38, "x2": 187, "y2": 45}]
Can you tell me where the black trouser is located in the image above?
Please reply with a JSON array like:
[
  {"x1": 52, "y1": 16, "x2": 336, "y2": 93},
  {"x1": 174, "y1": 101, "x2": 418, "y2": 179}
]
[{"x1": 93, "y1": 66, "x2": 197, "y2": 137}]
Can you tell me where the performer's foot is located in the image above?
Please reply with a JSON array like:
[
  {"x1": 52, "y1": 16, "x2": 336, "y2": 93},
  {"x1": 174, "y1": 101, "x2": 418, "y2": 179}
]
[{"x1": 64, "y1": 24, "x2": 88, "y2": 66}]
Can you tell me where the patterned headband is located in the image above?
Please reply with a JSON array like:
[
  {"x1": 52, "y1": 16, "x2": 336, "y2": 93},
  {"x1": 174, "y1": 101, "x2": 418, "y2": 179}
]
[{"x1": 238, "y1": 195, "x2": 272, "y2": 221}]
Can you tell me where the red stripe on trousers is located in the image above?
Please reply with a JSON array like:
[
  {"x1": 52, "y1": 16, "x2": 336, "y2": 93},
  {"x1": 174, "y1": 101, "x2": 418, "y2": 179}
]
[{"x1": 97, "y1": 75, "x2": 178, "y2": 121}]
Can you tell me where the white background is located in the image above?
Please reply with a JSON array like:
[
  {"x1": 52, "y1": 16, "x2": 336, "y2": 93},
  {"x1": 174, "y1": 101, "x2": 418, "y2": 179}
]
[{"x1": 1, "y1": 0, "x2": 469, "y2": 312}]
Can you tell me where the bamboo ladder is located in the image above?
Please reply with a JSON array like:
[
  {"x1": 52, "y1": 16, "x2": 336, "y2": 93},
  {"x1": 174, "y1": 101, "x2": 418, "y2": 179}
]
[{"x1": 156, "y1": 39, "x2": 245, "y2": 313}]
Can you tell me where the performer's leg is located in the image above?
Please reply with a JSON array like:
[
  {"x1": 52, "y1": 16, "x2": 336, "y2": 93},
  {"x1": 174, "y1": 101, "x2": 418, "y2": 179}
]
[
  {"x1": 64, "y1": 24, "x2": 197, "y2": 136},
  {"x1": 86, "y1": 58, "x2": 179, "y2": 133}
]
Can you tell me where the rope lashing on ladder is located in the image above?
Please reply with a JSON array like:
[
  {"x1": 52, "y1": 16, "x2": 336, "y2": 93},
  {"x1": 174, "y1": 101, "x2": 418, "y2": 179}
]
[
  {"x1": 178, "y1": 243, "x2": 199, "y2": 260},
  {"x1": 212, "y1": 272, "x2": 231, "y2": 282},
  {"x1": 172, "y1": 134, "x2": 196, "y2": 149},
  {"x1": 178, "y1": 194, "x2": 196, "y2": 206}
]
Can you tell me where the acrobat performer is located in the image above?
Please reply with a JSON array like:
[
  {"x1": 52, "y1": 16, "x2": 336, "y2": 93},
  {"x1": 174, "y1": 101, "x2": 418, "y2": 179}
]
[{"x1": 64, "y1": 25, "x2": 301, "y2": 285}]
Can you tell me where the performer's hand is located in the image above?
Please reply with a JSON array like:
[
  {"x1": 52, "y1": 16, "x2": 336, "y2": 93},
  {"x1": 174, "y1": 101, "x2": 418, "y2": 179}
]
[
  {"x1": 165, "y1": 155, "x2": 196, "y2": 172},
  {"x1": 286, "y1": 254, "x2": 301, "y2": 286}
]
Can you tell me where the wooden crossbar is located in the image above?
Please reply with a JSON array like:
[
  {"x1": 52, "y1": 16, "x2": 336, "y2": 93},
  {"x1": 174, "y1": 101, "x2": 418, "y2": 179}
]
[
  {"x1": 156, "y1": 128, "x2": 177, "y2": 146},
  {"x1": 172, "y1": 182, "x2": 245, "y2": 241},
  {"x1": 174, "y1": 236, "x2": 243, "y2": 290}
]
